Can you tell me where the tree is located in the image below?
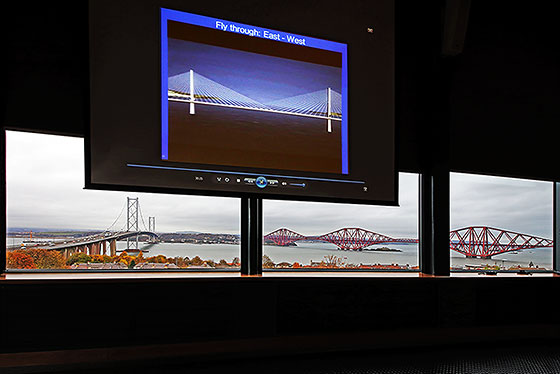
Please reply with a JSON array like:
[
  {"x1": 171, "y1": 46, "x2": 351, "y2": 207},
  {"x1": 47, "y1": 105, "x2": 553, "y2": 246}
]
[
  {"x1": 91, "y1": 254, "x2": 113, "y2": 263},
  {"x1": 174, "y1": 257, "x2": 188, "y2": 267},
  {"x1": 25, "y1": 248, "x2": 66, "y2": 269},
  {"x1": 67, "y1": 252, "x2": 92, "y2": 265},
  {"x1": 7, "y1": 251, "x2": 35, "y2": 269},
  {"x1": 115, "y1": 252, "x2": 135, "y2": 267},
  {"x1": 147, "y1": 254, "x2": 167, "y2": 263},
  {"x1": 262, "y1": 255, "x2": 275, "y2": 269},
  {"x1": 217, "y1": 259, "x2": 229, "y2": 268},
  {"x1": 323, "y1": 255, "x2": 344, "y2": 268},
  {"x1": 190, "y1": 256, "x2": 204, "y2": 266}
]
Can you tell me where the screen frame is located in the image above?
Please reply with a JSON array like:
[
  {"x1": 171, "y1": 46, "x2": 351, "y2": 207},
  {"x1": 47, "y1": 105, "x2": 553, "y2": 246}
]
[
  {"x1": 160, "y1": 8, "x2": 349, "y2": 175},
  {"x1": 86, "y1": 1, "x2": 398, "y2": 206}
]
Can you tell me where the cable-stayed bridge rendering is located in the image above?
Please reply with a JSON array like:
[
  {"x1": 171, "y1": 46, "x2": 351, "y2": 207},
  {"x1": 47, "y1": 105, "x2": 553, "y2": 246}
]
[{"x1": 168, "y1": 69, "x2": 342, "y2": 132}]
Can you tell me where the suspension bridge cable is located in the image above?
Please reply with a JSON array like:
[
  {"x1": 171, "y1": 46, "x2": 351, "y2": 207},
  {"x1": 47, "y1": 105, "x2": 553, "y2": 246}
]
[
  {"x1": 118, "y1": 221, "x2": 128, "y2": 233},
  {"x1": 104, "y1": 200, "x2": 127, "y2": 233},
  {"x1": 137, "y1": 201, "x2": 149, "y2": 232}
]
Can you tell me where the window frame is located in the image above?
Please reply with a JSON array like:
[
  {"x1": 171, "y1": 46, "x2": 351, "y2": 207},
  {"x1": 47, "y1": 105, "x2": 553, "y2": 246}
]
[
  {"x1": 260, "y1": 172, "x2": 421, "y2": 273},
  {"x1": 2, "y1": 129, "x2": 558, "y2": 277},
  {"x1": 2, "y1": 129, "x2": 244, "y2": 274},
  {"x1": 449, "y1": 171, "x2": 556, "y2": 274}
]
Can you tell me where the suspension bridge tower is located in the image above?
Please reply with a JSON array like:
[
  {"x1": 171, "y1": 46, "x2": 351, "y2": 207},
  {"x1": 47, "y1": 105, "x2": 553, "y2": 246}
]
[
  {"x1": 127, "y1": 197, "x2": 139, "y2": 251},
  {"x1": 148, "y1": 216, "x2": 156, "y2": 232}
]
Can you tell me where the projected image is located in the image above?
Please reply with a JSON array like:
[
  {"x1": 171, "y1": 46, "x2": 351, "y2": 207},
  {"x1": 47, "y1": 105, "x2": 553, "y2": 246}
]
[{"x1": 162, "y1": 13, "x2": 347, "y2": 175}]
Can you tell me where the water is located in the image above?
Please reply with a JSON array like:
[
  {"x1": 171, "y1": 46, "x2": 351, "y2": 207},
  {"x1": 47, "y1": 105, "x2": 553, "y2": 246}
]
[
  {"x1": 119, "y1": 241, "x2": 241, "y2": 263},
  {"x1": 451, "y1": 248, "x2": 552, "y2": 270},
  {"x1": 264, "y1": 242, "x2": 418, "y2": 267},
  {"x1": 6, "y1": 238, "x2": 553, "y2": 270}
]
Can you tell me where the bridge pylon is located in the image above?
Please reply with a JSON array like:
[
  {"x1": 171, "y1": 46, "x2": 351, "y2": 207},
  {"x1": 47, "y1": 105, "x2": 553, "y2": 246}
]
[
  {"x1": 127, "y1": 197, "x2": 139, "y2": 251},
  {"x1": 148, "y1": 217, "x2": 156, "y2": 232}
]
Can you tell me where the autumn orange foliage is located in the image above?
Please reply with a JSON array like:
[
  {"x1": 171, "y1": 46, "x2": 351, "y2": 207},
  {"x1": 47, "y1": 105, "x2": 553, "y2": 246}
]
[
  {"x1": 7, "y1": 248, "x2": 66, "y2": 269},
  {"x1": 7, "y1": 251, "x2": 36, "y2": 269},
  {"x1": 25, "y1": 248, "x2": 66, "y2": 269}
]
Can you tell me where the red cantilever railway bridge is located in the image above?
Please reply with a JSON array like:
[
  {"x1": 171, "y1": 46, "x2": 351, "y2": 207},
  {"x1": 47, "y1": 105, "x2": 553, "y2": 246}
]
[
  {"x1": 264, "y1": 228, "x2": 418, "y2": 251},
  {"x1": 449, "y1": 226, "x2": 553, "y2": 259},
  {"x1": 264, "y1": 226, "x2": 553, "y2": 258}
]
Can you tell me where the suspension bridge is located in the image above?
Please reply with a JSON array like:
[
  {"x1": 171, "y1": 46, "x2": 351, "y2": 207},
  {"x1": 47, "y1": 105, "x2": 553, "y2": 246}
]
[
  {"x1": 17, "y1": 195, "x2": 553, "y2": 260},
  {"x1": 264, "y1": 227, "x2": 553, "y2": 258},
  {"x1": 35, "y1": 197, "x2": 159, "y2": 258},
  {"x1": 168, "y1": 69, "x2": 342, "y2": 132}
]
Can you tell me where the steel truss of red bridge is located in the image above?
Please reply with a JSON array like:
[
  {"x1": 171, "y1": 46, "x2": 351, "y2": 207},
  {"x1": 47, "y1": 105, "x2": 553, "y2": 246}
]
[
  {"x1": 263, "y1": 228, "x2": 418, "y2": 251},
  {"x1": 450, "y1": 226, "x2": 553, "y2": 259},
  {"x1": 264, "y1": 226, "x2": 553, "y2": 258}
]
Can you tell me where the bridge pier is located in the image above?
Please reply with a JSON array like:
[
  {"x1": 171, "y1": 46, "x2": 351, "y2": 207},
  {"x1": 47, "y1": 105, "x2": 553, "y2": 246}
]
[
  {"x1": 38, "y1": 231, "x2": 158, "y2": 260},
  {"x1": 110, "y1": 240, "x2": 116, "y2": 256}
]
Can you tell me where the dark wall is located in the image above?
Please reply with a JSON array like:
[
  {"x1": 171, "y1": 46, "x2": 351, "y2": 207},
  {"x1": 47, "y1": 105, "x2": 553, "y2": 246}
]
[
  {"x1": 1, "y1": 276, "x2": 559, "y2": 354},
  {"x1": 1, "y1": 1, "x2": 89, "y2": 136},
  {"x1": 1, "y1": 0, "x2": 443, "y2": 170},
  {"x1": 3, "y1": 2, "x2": 558, "y2": 178},
  {"x1": 396, "y1": 1, "x2": 446, "y2": 173},
  {"x1": 449, "y1": 2, "x2": 560, "y2": 181},
  {"x1": 2, "y1": 0, "x2": 560, "y2": 359}
]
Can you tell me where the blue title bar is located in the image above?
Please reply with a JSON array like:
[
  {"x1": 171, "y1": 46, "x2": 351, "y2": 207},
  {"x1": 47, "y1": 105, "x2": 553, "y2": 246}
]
[{"x1": 161, "y1": 8, "x2": 346, "y2": 53}]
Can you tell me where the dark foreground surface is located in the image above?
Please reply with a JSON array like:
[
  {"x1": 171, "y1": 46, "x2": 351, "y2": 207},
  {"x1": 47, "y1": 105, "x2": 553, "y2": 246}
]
[
  {"x1": 31, "y1": 340, "x2": 560, "y2": 374},
  {"x1": 168, "y1": 102, "x2": 343, "y2": 174}
]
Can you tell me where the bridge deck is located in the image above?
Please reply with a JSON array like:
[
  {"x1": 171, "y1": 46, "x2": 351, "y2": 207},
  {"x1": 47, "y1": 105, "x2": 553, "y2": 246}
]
[{"x1": 30, "y1": 231, "x2": 159, "y2": 251}]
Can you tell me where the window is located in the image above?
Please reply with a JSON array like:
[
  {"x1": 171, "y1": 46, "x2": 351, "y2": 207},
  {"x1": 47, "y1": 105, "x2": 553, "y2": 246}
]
[
  {"x1": 262, "y1": 173, "x2": 419, "y2": 270},
  {"x1": 450, "y1": 172, "x2": 553, "y2": 271},
  {"x1": 5, "y1": 131, "x2": 240, "y2": 271}
]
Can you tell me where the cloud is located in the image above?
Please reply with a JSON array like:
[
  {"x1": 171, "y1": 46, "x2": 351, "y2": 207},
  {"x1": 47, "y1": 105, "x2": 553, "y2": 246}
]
[
  {"x1": 6, "y1": 131, "x2": 553, "y2": 239},
  {"x1": 264, "y1": 173, "x2": 419, "y2": 238},
  {"x1": 450, "y1": 172, "x2": 552, "y2": 237},
  {"x1": 6, "y1": 131, "x2": 239, "y2": 233}
]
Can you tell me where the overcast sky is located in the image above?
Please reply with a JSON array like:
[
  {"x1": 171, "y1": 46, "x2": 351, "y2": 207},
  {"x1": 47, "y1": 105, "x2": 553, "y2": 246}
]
[
  {"x1": 450, "y1": 172, "x2": 552, "y2": 238},
  {"x1": 5, "y1": 131, "x2": 553, "y2": 238}
]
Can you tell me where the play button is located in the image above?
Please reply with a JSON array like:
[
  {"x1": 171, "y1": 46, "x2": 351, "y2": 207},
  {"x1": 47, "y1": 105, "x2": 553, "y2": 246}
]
[{"x1": 255, "y1": 176, "x2": 268, "y2": 189}]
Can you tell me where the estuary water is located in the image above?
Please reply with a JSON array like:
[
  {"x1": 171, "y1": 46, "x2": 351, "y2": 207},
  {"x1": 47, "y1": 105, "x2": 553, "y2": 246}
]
[{"x1": 6, "y1": 238, "x2": 553, "y2": 270}]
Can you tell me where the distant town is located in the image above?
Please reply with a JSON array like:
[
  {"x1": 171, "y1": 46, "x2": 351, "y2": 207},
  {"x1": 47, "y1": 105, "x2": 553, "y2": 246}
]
[{"x1": 7, "y1": 229, "x2": 240, "y2": 245}]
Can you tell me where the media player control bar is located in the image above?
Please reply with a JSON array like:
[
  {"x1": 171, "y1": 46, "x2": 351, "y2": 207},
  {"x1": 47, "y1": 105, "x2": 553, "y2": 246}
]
[{"x1": 127, "y1": 164, "x2": 366, "y2": 184}]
